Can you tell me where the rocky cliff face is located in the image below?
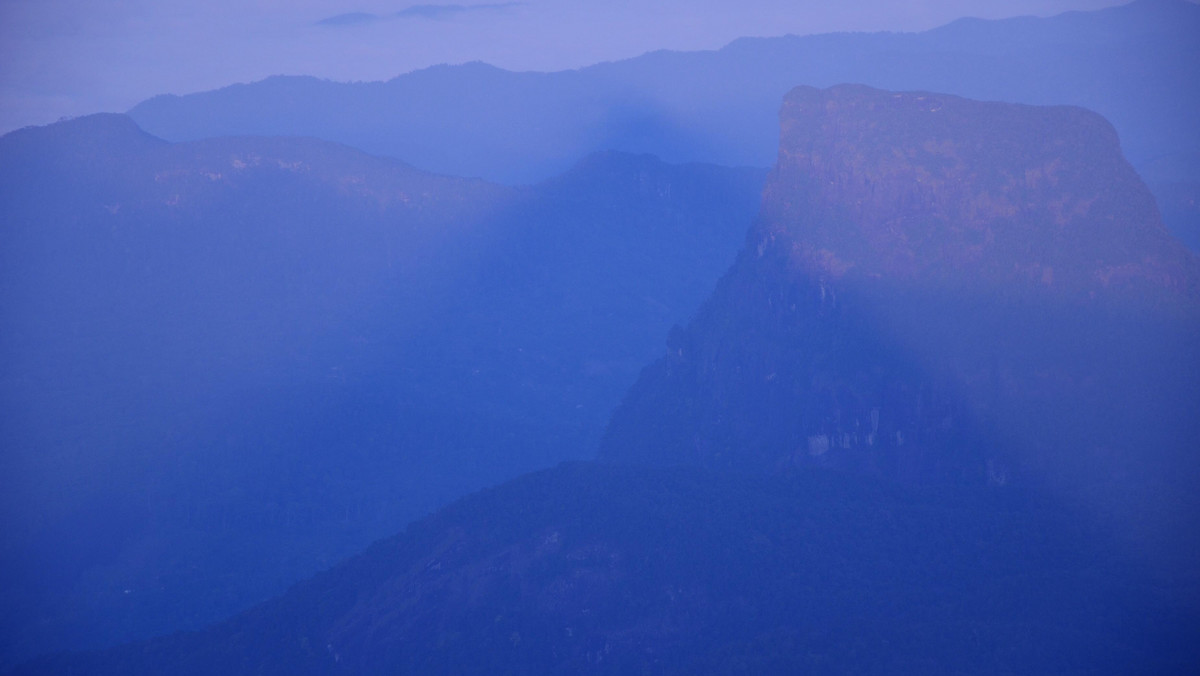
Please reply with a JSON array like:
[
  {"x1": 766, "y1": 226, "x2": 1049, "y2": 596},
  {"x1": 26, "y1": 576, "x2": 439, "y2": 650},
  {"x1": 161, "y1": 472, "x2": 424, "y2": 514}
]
[
  {"x1": 763, "y1": 85, "x2": 1199, "y2": 301},
  {"x1": 601, "y1": 86, "x2": 1200, "y2": 521}
]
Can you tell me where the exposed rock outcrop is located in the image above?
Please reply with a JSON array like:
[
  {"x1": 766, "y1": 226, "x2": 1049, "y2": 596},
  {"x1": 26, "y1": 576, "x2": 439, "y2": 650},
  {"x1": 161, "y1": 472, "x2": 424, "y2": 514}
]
[{"x1": 601, "y1": 86, "x2": 1200, "y2": 513}]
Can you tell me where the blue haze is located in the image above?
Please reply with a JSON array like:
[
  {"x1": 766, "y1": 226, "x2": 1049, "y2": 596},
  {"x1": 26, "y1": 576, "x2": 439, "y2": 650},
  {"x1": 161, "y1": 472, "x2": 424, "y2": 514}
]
[{"x1": 0, "y1": 0, "x2": 1198, "y2": 672}]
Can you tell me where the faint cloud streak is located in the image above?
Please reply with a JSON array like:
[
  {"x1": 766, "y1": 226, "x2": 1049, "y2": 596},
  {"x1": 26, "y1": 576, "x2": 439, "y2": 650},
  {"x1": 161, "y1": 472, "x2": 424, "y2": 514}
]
[
  {"x1": 317, "y1": 3, "x2": 524, "y2": 27},
  {"x1": 317, "y1": 12, "x2": 381, "y2": 26}
]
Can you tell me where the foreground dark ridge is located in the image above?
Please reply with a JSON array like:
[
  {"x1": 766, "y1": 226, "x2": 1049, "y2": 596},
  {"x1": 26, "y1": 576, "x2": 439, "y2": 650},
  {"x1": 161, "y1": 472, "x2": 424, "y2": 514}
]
[{"x1": 13, "y1": 462, "x2": 1198, "y2": 675}]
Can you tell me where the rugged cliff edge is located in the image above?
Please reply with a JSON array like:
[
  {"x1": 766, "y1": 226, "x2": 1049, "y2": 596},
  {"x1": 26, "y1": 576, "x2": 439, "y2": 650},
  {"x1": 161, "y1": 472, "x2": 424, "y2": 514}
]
[
  {"x1": 763, "y1": 85, "x2": 1198, "y2": 300},
  {"x1": 601, "y1": 85, "x2": 1200, "y2": 567}
]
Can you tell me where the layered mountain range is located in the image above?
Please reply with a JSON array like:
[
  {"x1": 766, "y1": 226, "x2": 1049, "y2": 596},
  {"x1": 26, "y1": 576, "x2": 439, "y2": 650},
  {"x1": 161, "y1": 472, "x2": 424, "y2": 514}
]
[
  {"x1": 13, "y1": 84, "x2": 1200, "y2": 675},
  {"x1": 124, "y1": 0, "x2": 1200, "y2": 246},
  {"x1": 6, "y1": 1, "x2": 1199, "y2": 669}
]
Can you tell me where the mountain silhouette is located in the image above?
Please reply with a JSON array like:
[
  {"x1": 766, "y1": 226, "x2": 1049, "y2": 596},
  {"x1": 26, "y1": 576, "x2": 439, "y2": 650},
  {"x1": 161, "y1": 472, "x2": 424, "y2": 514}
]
[{"x1": 126, "y1": 0, "x2": 1200, "y2": 246}]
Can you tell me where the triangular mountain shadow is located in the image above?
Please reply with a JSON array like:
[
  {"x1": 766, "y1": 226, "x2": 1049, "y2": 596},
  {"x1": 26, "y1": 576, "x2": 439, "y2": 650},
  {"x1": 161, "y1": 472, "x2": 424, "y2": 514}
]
[{"x1": 0, "y1": 115, "x2": 765, "y2": 665}]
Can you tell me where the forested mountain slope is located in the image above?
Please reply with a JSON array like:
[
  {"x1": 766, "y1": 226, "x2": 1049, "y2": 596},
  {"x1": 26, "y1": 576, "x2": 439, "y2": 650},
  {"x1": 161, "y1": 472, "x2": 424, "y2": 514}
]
[{"x1": 17, "y1": 462, "x2": 1197, "y2": 675}]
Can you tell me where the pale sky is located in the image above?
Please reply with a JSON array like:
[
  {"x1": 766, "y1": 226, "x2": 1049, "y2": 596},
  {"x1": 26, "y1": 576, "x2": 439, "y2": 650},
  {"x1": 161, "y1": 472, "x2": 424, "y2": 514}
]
[{"x1": 0, "y1": 0, "x2": 1127, "y2": 134}]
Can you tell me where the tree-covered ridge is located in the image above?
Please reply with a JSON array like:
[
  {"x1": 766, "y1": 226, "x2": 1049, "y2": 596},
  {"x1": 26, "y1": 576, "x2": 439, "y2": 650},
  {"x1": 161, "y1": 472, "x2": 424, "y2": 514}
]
[{"x1": 16, "y1": 462, "x2": 1197, "y2": 675}]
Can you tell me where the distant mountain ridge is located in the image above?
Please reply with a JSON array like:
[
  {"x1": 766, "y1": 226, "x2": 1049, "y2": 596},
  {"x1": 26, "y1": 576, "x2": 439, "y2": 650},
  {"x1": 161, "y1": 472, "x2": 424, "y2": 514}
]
[{"x1": 126, "y1": 0, "x2": 1200, "y2": 245}]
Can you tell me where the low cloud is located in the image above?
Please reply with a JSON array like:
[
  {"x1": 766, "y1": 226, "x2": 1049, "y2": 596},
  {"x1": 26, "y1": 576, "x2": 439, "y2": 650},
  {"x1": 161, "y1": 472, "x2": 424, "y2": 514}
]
[
  {"x1": 398, "y1": 3, "x2": 522, "y2": 19},
  {"x1": 317, "y1": 3, "x2": 523, "y2": 27},
  {"x1": 316, "y1": 12, "x2": 382, "y2": 26}
]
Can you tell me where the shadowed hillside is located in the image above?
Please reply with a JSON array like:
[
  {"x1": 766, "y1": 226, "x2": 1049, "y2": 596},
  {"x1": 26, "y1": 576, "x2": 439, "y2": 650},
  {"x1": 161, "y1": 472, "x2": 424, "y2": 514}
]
[{"x1": 0, "y1": 116, "x2": 764, "y2": 665}]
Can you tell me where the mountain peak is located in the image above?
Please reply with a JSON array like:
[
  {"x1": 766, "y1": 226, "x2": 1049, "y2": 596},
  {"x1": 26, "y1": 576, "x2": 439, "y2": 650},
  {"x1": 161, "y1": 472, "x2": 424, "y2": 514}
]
[
  {"x1": 601, "y1": 86, "x2": 1200, "y2": 505},
  {"x1": 1, "y1": 113, "x2": 165, "y2": 155}
]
